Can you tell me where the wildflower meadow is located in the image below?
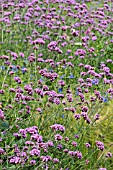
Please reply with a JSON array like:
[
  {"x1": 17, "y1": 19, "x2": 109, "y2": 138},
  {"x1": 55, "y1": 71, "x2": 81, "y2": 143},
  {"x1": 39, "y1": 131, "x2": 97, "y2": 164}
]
[{"x1": 0, "y1": 0, "x2": 113, "y2": 169}]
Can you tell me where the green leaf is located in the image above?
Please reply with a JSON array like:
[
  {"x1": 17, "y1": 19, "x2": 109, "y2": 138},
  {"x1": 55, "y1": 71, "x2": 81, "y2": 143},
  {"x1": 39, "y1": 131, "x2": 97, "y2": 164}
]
[
  {"x1": 75, "y1": 42, "x2": 82, "y2": 46},
  {"x1": 1, "y1": 121, "x2": 9, "y2": 130},
  {"x1": 8, "y1": 165, "x2": 16, "y2": 170}
]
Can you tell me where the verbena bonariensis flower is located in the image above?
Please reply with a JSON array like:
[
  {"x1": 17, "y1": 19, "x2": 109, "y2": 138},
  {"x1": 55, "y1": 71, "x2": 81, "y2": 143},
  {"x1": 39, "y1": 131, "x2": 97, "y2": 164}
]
[
  {"x1": 105, "y1": 152, "x2": 112, "y2": 158},
  {"x1": 31, "y1": 134, "x2": 43, "y2": 142},
  {"x1": 32, "y1": 38, "x2": 45, "y2": 45},
  {"x1": 69, "y1": 150, "x2": 82, "y2": 159},
  {"x1": 14, "y1": 76, "x2": 21, "y2": 84},
  {"x1": 74, "y1": 114, "x2": 81, "y2": 120},
  {"x1": 96, "y1": 141, "x2": 104, "y2": 151},
  {"x1": 50, "y1": 124, "x2": 65, "y2": 132},
  {"x1": 29, "y1": 148, "x2": 40, "y2": 156},
  {"x1": 0, "y1": 148, "x2": 5, "y2": 154},
  {"x1": 57, "y1": 144, "x2": 63, "y2": 150},
  {"x1": 94, "y1": 114, "x2": 100, "y2": 121},
  {"x1": 0, "y1": 109, "x2": 5, "y2": 120},
  {"x1": 30, "y1": 160, "x2": 36, "y2": 165},
  {"x1": 55, "y1": 134, "x2": 63, "y2": 141},
  {"x1": 36, "y1": 108, "x2": 42, "y2": 113},
  {"x1": 25, "y1": 141, "x2": 34, "y2": 146},
  {"x1": 70, "y1": 107, "x2": 76, "y2": 113},
  {"x1": 28, "y1": 54, "x2": 35, "y2": 63},
  {"x1": 81, "y1": 106, "x2": 88, "y2": 112},
  {"x1": 40, "y1": 155, "x2": 52, "y2": 162},
  {"x1": 47, "y1": 141, "x2": 54, "y2": 147},
  {"x1": 53, "y1": 158, "x2": 59, "y2": 163},
  {"x1": 47, "y1": 41, "x2": 57, "y2": 51},
  {"x1": 75, "y1": 49, "x2": 86, "y2": 56},
  {"x1": 9, "y1": 156, "x2": 21, "y2": 164},
  {"x1": 71, "y1": 141, "x2": 77, "y2": 147},
  {"x1": 54, "y1": 98, "x2": 60, "y2": 105},
  {"x1": 19, "y1": 52, "x2": 24, "y2": 58},
  {"x1": 30, "y1": 127, "x2": 39, "y2": 132},
  {"x1": 19, "y1": 129, "x2": 27, "y2": 138},
  {"x1": 66, "y1": 94, "x2": 73, "y2": 102},
  {"x1": 85, "y1": 143, "x2": 91, "y2": 148},
  {"x1": 24, "y1": 84, "x2": 33, "y2": 95},
  {"x1": 58, "y1": 80, "x2": 65, "y2": 86}
]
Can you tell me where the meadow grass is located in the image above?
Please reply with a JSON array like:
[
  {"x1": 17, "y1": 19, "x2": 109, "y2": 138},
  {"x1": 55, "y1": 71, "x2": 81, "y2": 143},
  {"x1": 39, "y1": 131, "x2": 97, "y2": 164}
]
[{"x1": 0, "y1": 0, "x2": 113, "y2": 169}]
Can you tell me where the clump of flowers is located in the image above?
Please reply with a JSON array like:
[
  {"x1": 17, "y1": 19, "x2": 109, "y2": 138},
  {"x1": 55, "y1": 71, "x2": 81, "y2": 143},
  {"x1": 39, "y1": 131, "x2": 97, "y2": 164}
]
[{"x1": 0, "y1": 0, "x2": 113, "y2": 169}]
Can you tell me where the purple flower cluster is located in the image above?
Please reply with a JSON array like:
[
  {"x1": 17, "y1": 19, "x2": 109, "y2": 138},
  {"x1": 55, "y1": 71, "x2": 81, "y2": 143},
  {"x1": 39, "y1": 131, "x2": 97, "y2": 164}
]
[
  {"x1": 50, "y1": 124, "x2": 65, "y2": 132},
  {"x1": 0, "y1": 109, "x2": 5, "y2": 120},
  {"x1": 39, "y1": 69, "x2": 58, "y2": 81},
  {"x1": 68, "y1": 150, "x2": 82, "y2": 159},
  {"x1": 96, "y1": 141, "x2": 104, "y2": 151}
]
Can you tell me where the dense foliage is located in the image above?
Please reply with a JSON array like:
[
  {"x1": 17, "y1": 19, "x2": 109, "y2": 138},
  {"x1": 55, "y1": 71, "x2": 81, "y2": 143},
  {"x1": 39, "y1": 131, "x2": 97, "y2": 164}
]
[{"x1": 0, "y1": 0, "x2": 113, "y2": 169}]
